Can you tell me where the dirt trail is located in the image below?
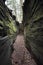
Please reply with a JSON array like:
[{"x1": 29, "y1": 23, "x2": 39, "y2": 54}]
[{"x1": 11, "y1": 35, "x2": 37, "y2": 65}]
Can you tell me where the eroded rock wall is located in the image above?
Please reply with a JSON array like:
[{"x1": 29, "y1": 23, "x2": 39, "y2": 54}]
[
  {"x1": 0, "y1": 0, "x2": 17, "y2": 65},
  {"x1": 23, "y1": 0, "x2": 43, "y2": 65}
]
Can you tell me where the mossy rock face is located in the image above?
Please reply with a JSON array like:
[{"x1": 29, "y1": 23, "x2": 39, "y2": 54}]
[
  {"x1": 25, "y1": 18, "x2": 43, "y2": 65},
  {"x1": 0, "y1": 1, "x2": 17, "y2": 65},
  {"x1": 0, "y1": 0, "x2": 17, "y2": 38},
  {"x1": 23, "y1": 0, "x2": 43, "y2": 65}
]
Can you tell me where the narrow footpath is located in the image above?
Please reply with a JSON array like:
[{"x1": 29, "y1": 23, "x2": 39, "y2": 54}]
[{"x1": 11, "y1": 35, "x2": 37, "y2": 65}]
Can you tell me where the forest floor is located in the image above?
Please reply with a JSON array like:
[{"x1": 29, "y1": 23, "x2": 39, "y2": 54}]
[{"x1": 11, "y1": 34, "x2": 37, "y2": 65}]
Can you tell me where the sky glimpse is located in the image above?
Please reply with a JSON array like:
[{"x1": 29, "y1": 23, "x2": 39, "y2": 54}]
[{"x1": 5, "y1": 0, "x2": 25, "y2": 23}]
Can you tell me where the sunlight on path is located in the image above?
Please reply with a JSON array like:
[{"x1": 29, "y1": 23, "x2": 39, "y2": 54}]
[{"x1": 11, "y1": 35, "x2": 37, "y2": 65}]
